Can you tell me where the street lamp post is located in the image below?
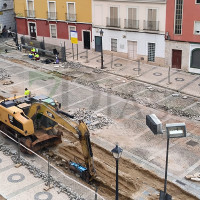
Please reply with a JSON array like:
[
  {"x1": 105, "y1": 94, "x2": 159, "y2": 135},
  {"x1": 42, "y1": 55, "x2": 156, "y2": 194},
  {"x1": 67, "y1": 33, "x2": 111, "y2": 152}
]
[
  {"x1": 146, "y1": 114, "x2": 186, "y2": 200},
  {"x1": 111, "y1": 144, "x2": 123, "y2": 200},
  {"x1": 100, "y1": 29, "x2": 104, "y2": 69}
]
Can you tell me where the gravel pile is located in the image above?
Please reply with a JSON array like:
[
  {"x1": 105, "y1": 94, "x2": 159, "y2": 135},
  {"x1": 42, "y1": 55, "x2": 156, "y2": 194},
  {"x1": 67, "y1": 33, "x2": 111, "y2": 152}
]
[
  {"x1": 0, "y1": 68, "x2": 10, "y2": 80},
  {"x1": 0, "y1": 144, "x2": 85, "y2": 200},
  {"x1": 70, "y1": 109, "x2": 112, "y2": 130}
]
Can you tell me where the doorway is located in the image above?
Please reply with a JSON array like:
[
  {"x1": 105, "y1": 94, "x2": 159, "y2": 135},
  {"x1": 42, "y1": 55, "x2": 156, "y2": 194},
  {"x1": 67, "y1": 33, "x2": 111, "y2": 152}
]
[
  {"x1": 83, "y1": 31, "x2": 90, "y2": 49},
  {"x1": 29, "y1": 23, "x2": 36, "y2": 39},
  {"x1": 95, "y1": 36, "x2": 102, "y2": 52},
  {"x1": 172, "y1": 49, "x2": 182, "y2": 69},
  {"x1": 128, "y1": 41, "x2": 137, "y2": 60}
]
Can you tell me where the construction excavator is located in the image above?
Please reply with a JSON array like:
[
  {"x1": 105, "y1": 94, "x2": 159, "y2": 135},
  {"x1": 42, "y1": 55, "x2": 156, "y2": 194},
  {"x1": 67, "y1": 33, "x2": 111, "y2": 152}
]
[{"x1": 0, "y1": 94, "x2": 96, "y2": 182}]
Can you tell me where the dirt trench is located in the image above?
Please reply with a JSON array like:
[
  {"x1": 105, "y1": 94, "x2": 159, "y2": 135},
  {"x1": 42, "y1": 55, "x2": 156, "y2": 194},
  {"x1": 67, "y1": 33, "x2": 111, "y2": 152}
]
[{"x1": 46, "y1": 128, "x2": 198, "y2": 200}]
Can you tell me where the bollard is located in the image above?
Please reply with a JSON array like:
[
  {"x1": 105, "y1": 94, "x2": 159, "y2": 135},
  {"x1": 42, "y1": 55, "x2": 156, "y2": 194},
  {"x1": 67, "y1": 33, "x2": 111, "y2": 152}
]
[
  {"x1": 44, "y1": 156, "x2": 53, "y2": 191},
  {"x1": 137, "y1": 59, "x2": 141, "y2": 76},
  {"x1": 168, "y1": 66, "x2": 171, "y2": 84},
  {"x1": 15, "y1": 136, "x2": 22, "y2": 168},
  {"x1": 86, "y1": 49, "x2": 89, "y2": 63},
  {"x1": 111, "y1": 53, "x2": 113, "y2": 69}
]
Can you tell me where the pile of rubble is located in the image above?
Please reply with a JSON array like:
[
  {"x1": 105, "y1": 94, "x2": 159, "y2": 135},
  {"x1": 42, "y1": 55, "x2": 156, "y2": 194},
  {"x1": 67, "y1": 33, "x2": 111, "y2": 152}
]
[
  {"x1": 0, "y1": 143, "x2": 85, "y2": 200},
  {"x1": 0, "y1": 68, "x2": 10, "y2": 81},
  {"x1": 70, "y1": 109, "x2": 113, "y2": 130}
]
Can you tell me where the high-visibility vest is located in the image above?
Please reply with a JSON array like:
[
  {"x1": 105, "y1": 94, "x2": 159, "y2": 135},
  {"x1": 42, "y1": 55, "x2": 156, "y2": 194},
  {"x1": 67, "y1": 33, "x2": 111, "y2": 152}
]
[
  {"x1": 24, "y1": 90, "x2": 30, "y2": 96},
  {"x1": 31, "y1": 48, "x2": 36, "y2": 53}
]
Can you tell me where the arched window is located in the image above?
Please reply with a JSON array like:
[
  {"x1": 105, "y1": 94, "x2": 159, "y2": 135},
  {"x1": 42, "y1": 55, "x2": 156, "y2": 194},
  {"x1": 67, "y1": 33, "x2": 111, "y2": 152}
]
[{"x1": 191, "y1": 48, "x2": 200, "y2": 69}]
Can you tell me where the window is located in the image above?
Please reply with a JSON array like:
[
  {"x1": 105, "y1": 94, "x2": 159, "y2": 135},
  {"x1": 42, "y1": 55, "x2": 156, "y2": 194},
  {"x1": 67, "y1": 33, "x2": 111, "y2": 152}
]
[
  {"x1": 48, "y1": 1, "x2": 56, "y2": 20},
  {"x1": 68, "y1": 26, "x2": 76, "y2": 39},
  {"x1": 174, "y1": 0, "x2": 183, "y2": 34},
  {"x1": 8, "y1": 114, "x2": 23, "y2": 131},
  {"x1": 126, "y1": 8, "x2": 138, "y2": 29},
  {"x1": 110, "y1": 7, "x2": 119, "y2": 27},
  {"x1": 50, "y1": 24, "x2": 57, "y2": 38},
  {"x1": 27, "y1": 0, "x2": 35, "y2": 17},
  {"x1": 147, "y1": 9, "x2": 157, "y2": 30},
  {"x1": 148, "y1": 43, "x2": 155, "y2": 62},
  {"x1": 196, "y1": 0, "x2": 200, "y2": 3},
  {"x1": 194, "y1": 21, "x2": 200, "y2": 34},
  {"x1": 67, "y1": 2, "x2": 76, "y2": 21},
  {"x1": 111, "y1": 38, "x2": 117, "y2": 52}
]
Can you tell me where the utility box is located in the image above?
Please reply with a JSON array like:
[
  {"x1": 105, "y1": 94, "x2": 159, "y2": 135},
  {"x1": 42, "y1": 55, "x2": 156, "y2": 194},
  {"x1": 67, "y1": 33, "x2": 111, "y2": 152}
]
[{"x1": 146, "y1": 114, "x2": 163, "y2": 135}]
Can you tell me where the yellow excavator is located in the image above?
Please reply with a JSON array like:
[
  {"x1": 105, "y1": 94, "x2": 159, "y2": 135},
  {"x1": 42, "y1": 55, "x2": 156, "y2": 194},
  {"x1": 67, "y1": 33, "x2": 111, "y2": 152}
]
[{"x1": 0, "y1": 94, "x2": 96, "y2": 182}]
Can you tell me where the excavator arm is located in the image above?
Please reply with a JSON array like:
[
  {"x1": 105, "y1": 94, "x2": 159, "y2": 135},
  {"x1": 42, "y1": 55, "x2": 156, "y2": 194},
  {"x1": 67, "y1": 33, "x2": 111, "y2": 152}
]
[{"x1": 27, "y1": 102, "x2": 96, "y2": 181}]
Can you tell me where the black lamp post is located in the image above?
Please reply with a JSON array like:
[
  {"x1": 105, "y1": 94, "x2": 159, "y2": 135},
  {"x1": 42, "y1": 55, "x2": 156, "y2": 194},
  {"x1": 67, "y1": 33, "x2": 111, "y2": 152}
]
[
  {"x1": 100, "y1": 28, "x2": 104, "y2": 69},
  {"x1": 146, "y1": 114, "x2": 187, "y2": 200},
  {"x1": 111, "y1": 144, "x2": 123, "y2": 200}
]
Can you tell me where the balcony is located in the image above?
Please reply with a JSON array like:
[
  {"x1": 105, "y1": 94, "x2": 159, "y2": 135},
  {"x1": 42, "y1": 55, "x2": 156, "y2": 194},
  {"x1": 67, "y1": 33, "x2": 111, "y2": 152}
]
[
  {"x1": 66, "y1": 13, "x2": 77, "y2": 22},
  {"x1": 47, "y1": 12, "x2": 57, "y2": 20},
  {"x1": 143, "y1": 20, "x2": 159, "y2": 31},
  {"x1": 25, "y1": 10, "x2": 35, "y2": 18},
  {"x1": 106, "y1": 17, "x2": 120, "y2": 28},
  {"x1": 124, "y1": 19, "x2": 139, "y2": 29}
]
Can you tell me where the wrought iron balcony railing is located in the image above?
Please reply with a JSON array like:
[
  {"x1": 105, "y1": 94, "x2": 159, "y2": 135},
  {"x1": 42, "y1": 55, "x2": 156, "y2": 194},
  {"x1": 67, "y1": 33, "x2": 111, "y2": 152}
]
[
  {"x1": 47, "y1": 12, "x2": 57, "y2": 20},
  {"x1": 124, "y1": 19, "x2": 139, "y2": 29},
  {"x1": 66, "y1": 13, "x2": 77, "y2": 22},
  {"x1": 143, "y1": 20, "x2": 159, "y2": 31},
  {"x1": 106, "y1": 17, "x2": 120, "y2": 28},
  {"x1": 25, "y1": 10, "x2": 35, "y2": 18}
]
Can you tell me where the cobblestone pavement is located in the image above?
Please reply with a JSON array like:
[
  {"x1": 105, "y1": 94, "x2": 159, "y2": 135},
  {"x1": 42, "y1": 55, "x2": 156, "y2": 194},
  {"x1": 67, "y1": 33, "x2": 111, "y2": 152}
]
[{"x1": 0, "y1": 38, "x2": 200, "y2": 199}]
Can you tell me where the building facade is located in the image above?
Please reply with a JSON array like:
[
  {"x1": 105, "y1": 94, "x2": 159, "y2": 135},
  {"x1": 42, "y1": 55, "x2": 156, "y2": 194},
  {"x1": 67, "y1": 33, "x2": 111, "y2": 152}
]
[
  {"x1": 165, "y1": 0, "x2": 200, "y2": 73},
  {"x1": 14, "y1": 0, "x2": 92, "y2": 50},
  {"x1": 92, "y1": 0, "x2": 166, "y2": 66},
  {"x1": 0, "y1": 0, "x2": 15, "y2": 32}
]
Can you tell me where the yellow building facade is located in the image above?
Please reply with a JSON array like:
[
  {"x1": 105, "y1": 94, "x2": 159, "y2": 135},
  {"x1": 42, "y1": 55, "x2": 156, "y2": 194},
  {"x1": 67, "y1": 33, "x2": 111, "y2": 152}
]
[{"x1": 14, "y1": 0, "x2": 92, "y2": 49}]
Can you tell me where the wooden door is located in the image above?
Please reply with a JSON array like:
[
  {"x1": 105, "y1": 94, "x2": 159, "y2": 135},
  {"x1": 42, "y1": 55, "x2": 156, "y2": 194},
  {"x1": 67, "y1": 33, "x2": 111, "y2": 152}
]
[
  {"x1": 29, "y1": 23, "x2": 36, "y2": 38},
  {"x1": 172, "y1": 49, "x2": 182, "y2": 69},
  {"x1": 128, "y1": 41, "x2": 137, "y2": 60},
  {"x1": 83, "y1": 31, "x2": 90, "y2": 49}
]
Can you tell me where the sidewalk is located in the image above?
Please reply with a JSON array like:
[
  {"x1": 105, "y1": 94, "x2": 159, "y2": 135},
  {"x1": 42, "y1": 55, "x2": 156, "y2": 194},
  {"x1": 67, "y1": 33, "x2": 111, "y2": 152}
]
[{"x1": 66, "y1": 49, "x2": 200, "y2": 99}]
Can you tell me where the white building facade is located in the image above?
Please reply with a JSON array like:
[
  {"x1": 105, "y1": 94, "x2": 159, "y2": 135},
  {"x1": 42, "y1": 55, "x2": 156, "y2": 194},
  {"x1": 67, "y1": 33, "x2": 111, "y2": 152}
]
[
  {"x1": 0, "y1": 0, "x2": 15, "y2": 32},
  {"x1": 92, "y1": 0, "x2": 166, "y2": 66}
]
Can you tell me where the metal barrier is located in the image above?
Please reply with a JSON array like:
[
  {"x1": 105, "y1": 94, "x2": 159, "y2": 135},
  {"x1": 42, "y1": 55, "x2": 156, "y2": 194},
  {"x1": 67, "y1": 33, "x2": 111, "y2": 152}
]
[{"x1": 0, "y1": 130, "x2": 106, "y2": 200}]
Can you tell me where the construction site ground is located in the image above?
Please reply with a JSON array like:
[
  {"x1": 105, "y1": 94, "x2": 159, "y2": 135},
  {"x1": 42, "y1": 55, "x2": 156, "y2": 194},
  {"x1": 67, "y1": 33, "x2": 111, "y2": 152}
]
[{"x1": 0, "y1": 38, "x2": 200, "y2": 200}]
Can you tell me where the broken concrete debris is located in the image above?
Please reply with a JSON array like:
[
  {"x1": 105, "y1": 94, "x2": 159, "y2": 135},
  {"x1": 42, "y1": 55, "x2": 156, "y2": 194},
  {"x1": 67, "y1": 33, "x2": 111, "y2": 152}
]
[
  {"x1": 0, "y1": 144, "x2": 85, "y2": 200},
  {"x1": 68, "y1": 108, "x2": 112, "y2": 130}
]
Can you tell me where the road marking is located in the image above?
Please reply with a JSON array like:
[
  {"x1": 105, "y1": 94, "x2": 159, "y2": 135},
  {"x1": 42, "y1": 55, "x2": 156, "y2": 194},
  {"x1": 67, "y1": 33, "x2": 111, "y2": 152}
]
[
  {"x1": 179, "y1": 76, "x2": 200, "y2": 91},
  {"x1": 0, "y1": 164, "x2": 15, "y2": 173},
  {"x1": 6, "y1": 179, "x2": 44, "y2": 199}
]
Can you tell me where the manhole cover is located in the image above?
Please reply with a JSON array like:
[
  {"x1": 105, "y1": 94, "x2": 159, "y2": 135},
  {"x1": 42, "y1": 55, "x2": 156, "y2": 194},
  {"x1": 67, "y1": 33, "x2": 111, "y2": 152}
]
[
  {"x1": 153, "y1": 72, "x2": 162, "y2": 76},
  {"x1": 186, "y1": 140, "x2": 199, "y2": 147},
  {"x1": 175, "y1": 78, "x2": 184, "y2": 81},
  {"x1": 114, "y1": 63, "x2": 122, "y2": 67},
  {"x1": 34, "y1": 192, "x2": 52, "y2": 200},
  {"x1": 80, "y1": 56, "x2": 87, "y2": 59},
  {"x1": 7, "y1": 173, "x2": 25, "y2": 183},
  {"x1": 133, "y1": 68, "x2": 140, "y2": 71},
  {"x1": 96, "y1": 59, "x2": 104, "y2": 63}
]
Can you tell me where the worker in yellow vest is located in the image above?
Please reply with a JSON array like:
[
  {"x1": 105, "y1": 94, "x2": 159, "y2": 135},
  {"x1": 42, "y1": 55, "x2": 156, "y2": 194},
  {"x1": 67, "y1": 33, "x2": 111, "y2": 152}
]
[
  {"x1": 34, "y1": 53, "x2": 40, "y2": 61},
  {"x1": 24, "y1": 88, "x2": 31, "y2": 97}
]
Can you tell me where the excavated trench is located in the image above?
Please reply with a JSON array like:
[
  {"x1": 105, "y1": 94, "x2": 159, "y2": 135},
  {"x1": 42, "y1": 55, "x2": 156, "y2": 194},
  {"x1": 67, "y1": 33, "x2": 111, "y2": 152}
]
[{"x1": 41, "y1": 127, "x2": 198, "y2": 200}]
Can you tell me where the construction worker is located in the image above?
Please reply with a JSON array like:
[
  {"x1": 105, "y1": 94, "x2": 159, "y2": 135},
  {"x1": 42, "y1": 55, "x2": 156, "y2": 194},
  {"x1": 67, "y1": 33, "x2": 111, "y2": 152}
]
[
  {"x1": 34, "y1": 53, "x2": 40, "y2": 61},
  {"x1": 31, "y1": 47, "x2": 36, "y2": 53},
  {"x1": 24, "y1": 88, "x2": 31, "y2": 97}
]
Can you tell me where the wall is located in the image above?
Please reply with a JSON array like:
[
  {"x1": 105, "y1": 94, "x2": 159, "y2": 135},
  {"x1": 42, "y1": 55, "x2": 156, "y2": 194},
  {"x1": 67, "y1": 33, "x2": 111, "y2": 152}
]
[
  {"x1": 165, "y1": 40, "x2": 190, "y2": 71},
  {"x1": 166, "y1": 0, "x2": 200, "y2": 43},
  {"x1": 93, "y1": 1, "x2": 166, "y2": 34},
  {"x1": 14, "y1": 0, "x2": 92, "y2": 23}
]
